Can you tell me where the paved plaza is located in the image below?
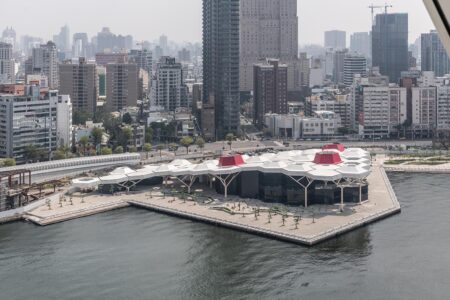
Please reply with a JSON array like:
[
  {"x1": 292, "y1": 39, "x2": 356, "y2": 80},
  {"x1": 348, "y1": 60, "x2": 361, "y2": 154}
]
[{"x1": 25, "y1": 162, "x2": 400, "y2": 245}]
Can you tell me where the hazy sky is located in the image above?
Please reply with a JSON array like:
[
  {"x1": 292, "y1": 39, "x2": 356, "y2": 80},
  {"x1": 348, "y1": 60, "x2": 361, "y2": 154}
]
[{"x1": 1, "y1": 0, "x2": 434, "y2": 45}]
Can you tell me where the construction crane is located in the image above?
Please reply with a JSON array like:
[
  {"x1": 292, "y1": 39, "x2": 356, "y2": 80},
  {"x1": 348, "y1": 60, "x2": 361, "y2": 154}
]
[{"x1": 368, "y1": 3, "x2": 393, "y2": 24}]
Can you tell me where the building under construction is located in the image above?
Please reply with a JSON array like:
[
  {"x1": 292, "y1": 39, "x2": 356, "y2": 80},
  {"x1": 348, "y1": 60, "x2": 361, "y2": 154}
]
[{"x1": 0, "y1": 169, "x2": 32, "y2": 211}]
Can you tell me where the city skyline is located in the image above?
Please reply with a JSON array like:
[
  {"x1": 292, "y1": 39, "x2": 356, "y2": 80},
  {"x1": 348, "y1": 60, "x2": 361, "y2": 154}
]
[{"x1": 1, "y1": 0, "x2": 434, "y2": 45}]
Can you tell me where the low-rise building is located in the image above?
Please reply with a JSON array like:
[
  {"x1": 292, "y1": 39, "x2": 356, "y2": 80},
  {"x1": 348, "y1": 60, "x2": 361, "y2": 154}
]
[
  {"x1": 0, "y1": 85, "x2": 71, "y2": 162},
  {"x1": 264, "y1": 111, "x2": 340, "y2": 139}
]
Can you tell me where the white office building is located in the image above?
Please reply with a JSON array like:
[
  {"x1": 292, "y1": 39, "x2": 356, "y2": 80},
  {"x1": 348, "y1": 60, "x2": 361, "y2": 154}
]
[
  {"x1": 362, "y1": 86, "x2": 407, "y2": 138},
  {"x1": 151, "y1": 56, "x2": 187, "y2": 111}
]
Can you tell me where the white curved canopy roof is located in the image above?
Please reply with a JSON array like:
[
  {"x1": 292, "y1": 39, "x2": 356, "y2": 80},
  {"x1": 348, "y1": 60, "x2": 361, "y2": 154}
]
[{"x1": 71, "y1": 147, "x2": 371, "y2": 189}]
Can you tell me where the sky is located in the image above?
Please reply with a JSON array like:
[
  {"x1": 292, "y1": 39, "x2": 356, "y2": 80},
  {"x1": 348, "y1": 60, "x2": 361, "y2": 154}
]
[{"x1": 1, "y1": 0, "x2": 435, "y2": 45}]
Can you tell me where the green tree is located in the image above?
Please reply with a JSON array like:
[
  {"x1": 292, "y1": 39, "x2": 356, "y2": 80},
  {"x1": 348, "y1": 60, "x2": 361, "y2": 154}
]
[
  {"x1": 143, "y1": 143, "x2": 152, "y2": 159},
  {"x1": 3, "y1": 158, "x2": 16, "y2": 167},
  {"x1": 91, "y1": 127, "x2": 104, "y2": 152},
  {"x1": 122, "y1": 112, "x2": 133, "y2": 124},
  {"x1": 114, "y1": 146, "x2": 124, "y2": 154},
  {"x1": 225, "y1": 133, "x2": 236, "y2": 150},
  {"x1": 79, "y1": 136, "x2": 89, "y2": 156},
  {"x1": 180, "y1": 136, "x2": 194, "y2": 154},
  {"x1": 24, "y1": 144, "x2": 39, "y2": 162},
  {"x1": 145, "y1": 126, "x2": 153, "y2": 143},
  {"x1": 196, "y1": 137, "x2": 205, "y2": 154},
  {"x1": 128, "y1": 145, "x2": 137, "y2": 153},
  {"x1": 156, "y1": 144, "x2": 164, "y2": 157},
  {"x1": 101, "y1": 147, "x2": 113, "y2": 155},
  {"x1": 120, "y1": 126, "x2": 133, "y2": 151},
  {"x1": 53, "y1": 150, "x2": 66, "y2": 160},
  {"x1": 73, "y1": 111, "x2": 92, "y2": 125}
]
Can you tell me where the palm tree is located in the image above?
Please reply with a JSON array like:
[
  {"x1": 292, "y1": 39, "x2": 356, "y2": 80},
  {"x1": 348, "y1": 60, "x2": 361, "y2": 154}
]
[{"x1": 225, "y1": 133, "x2": 235, "y2": 150}]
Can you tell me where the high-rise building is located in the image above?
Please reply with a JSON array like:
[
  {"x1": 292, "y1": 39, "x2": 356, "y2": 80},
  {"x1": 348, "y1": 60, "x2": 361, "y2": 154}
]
[
  {"x1": 1, "y1": 27, "x2": 16, "y2": 47},
  {"x1": 437, "y1": 84, "x2": 450, "y2": 129},
  {"x1": 421, "y1": 30, "x2": 450, "y2": 77},
  {"x1": 59, "y1": 58, "x2": 98, "y2": 117},
  {"x1": 325, "y1": 30, "x2": 346, "y2": 49},
  {"x1": 253, "y1": 59, "x2": 288, "y2": 128},
  {"x1": 350, "y1": 32, "x2": 371, "y2": 58},
  {"x1": 333, "y1": 49, "x2": 348, "y2": 85},
  {"x1": 411, "y1": 86, "x2": 436, "y2": 136},
  {"x1": 53, "y1": 25, "x2": 71, "y2": 52},
  {"x1": 56, "y1": 94, "x2": 73, "y2": 148},
  {"x1": 159, "y1": 35, "x2": 168, "y2": 54},
  {"x1": 203, "y1": 0, "x2": 240, "y2": 138},
  {"x1": 0, "y1": 42, "x2": 15, "y2": 84},
  {"x1": 372, "y1": 13, "x2": 409, "y2": 83},
  {"x1": 178, "y1": 48, "x2": 191, "y2": 63},
  {"x1": 240, "y1": 0, "x2": 299, "y2": 92},
  {"x1": 96, "y1": 27, "x2": 133, "y2": 53},
  {"x1": 95, "y1": 52, "x2": 128, "y2": 67},
  {"x1": 72, "y1": 33, "x2": 89, "y2": 58},
  {"x1": 0, "y1": 85, "x2": 70, "y2": 162},
  {"x1": 363, "y1": 86, "x2": 407, "y2": 138},
  {"x1": 343, "y1": 54, "x2": 367, "y2": 87},
  {"x1": 31, "y1": 41, "x2": 59, "y2": 89},
  {"x1": 152, "y1": 56, "x2": 187, "y2": 111},
  {"x1": 129, "y1": 49, "x2": 153, "y2": 74},
  {"x1": 299, "y1": 52, "x2": 310, "y2": 88},
  {"x1": 105, "y1": 62, "x2": 138, "y2": 112}
]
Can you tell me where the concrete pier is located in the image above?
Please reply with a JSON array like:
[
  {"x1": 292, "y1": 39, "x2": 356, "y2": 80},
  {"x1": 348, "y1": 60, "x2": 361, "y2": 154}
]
[{"x1": 20, "y1": 164, "x2": 400, "y2": 246}]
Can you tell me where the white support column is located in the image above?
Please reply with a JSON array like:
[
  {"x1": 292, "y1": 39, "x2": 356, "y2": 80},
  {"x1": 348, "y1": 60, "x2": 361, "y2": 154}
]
[
  {"x1": 213, "y1": 173, "x2": 240, "y2": 199},
  {"x1": 359, "y1": 182, "x2": 362, "y2": 204},
  {"x1": 340, "y1": 186, "x2": 344, "y2": 212},
  {"x1": 174, "y1": 175, "x2": 197, "y2": 194},
  {"x1": 287, "y1": 176, "x2": 313, "y2": 208}
]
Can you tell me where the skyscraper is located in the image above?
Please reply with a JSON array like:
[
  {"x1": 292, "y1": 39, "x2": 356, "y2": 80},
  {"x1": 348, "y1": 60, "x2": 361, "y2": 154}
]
[
  {"x1": 325, "y1": 30, "x2": 347, "y2": 49},
  {"x1": 203, "y1": 0, "x2": 240, "y2": 139},
  {"x1": 350, "y1": 32, "x2": 371, "y2": 58},
  {"x1": 129, "y1": 49, "x2": 153, "y2": 74},
  {"x1": 31, "y1": 41, "x2": 59, "y2": 89},
  {"x1": 0, "y1": 42, "x2": 15, "y2": 84},
  {"x1": 59, "y1": 58, "x2": 98, "y2": 117},
  {"x1": 72, "y1": 33, "x2": 89, "y2": 58},
  {"x1": 372, "y1": 13, "x2": 409, "y2": 83},
  {"x1": 421, "y1": 30, "x2": 450, "y2": 77},
  {"x1": 152, "y1": 56, "x2": 187, "y2": 111},
  {"x1": 253, "y1": 59, "x2": 288, "y2": 128},
  {"x1": 333, "y1": 49, "x2": 348, "y2": 85},
  {"x1": 105, "y1": 62, "x2": 138, "y2": 112},
  {"x1": 240, "y1": 0, "x2": 299, "y2": 92}
]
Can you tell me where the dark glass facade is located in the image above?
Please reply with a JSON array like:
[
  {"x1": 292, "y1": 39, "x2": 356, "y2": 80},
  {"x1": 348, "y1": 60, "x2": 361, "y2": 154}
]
[
  {"x1": 372, "y1": 13, "x2": 408, "y2": 84},
  {"x1": 421, "y1": 30, "x2": 450, "y2": 77},
  {"x1": 215, "y1": 171, "x2": 369, "y2": 206},
  {"x1": 203, "y1": 0, "x2": 240, "y2": 138}
]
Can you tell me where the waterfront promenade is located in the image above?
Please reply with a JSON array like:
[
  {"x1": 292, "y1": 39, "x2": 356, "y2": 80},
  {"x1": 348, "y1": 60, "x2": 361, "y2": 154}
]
[{"x1": 24, "y1": 162, "x2": 400, "y2": 246}]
